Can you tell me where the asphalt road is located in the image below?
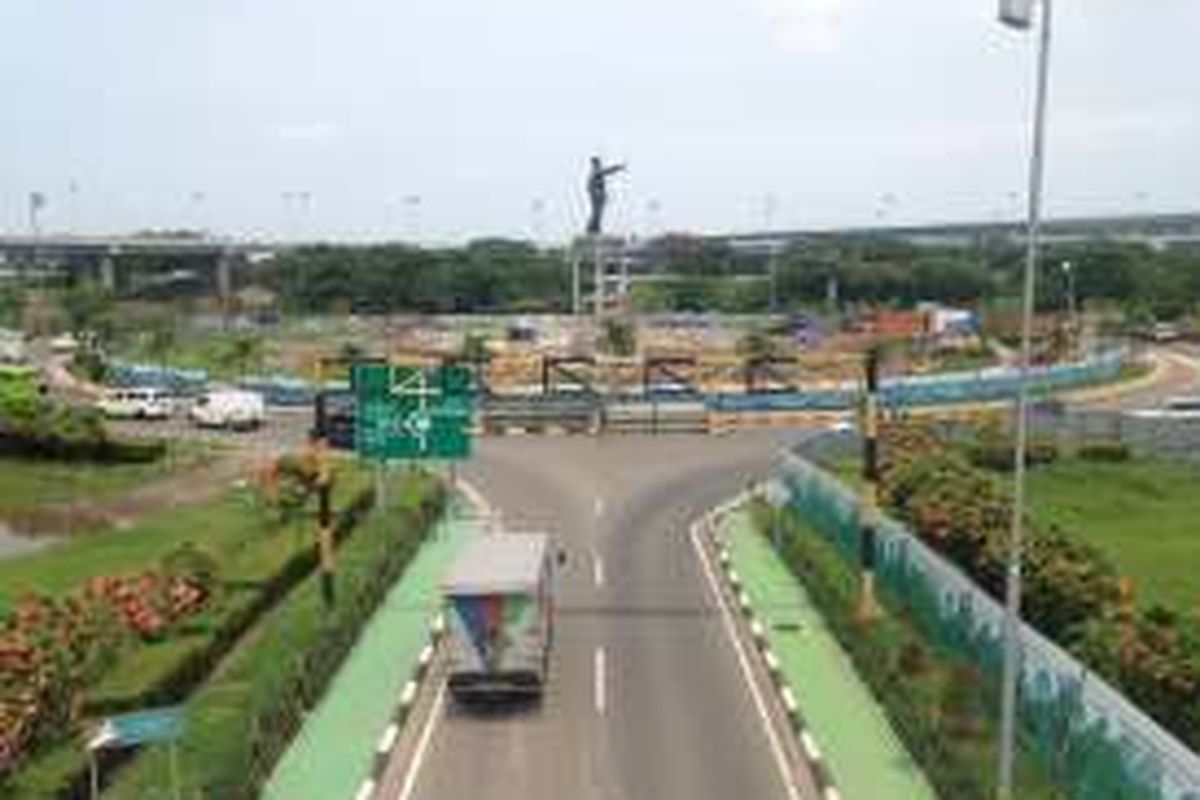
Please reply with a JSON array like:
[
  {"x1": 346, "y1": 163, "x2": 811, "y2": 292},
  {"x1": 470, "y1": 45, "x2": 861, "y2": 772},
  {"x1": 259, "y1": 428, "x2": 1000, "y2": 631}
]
[
  {"x1": 378, "y1": 433, "x2": 820, "y2": 800},
  {"x1": 1072, "y1": 345, "x2": 1200, "y2": 411}
]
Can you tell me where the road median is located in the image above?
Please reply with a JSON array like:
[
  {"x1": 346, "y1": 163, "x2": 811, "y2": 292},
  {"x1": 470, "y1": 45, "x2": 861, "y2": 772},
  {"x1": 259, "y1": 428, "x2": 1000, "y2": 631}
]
[
  {"x1": 261, "y1": 492, "x2": 477, "y2": 800},
  {"x1": 708, "y1": 502, "x2": 938, "y2": 800}
]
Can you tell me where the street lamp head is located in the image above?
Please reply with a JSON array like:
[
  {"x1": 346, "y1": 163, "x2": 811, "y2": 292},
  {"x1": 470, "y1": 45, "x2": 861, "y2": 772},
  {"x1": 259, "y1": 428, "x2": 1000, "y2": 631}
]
[
  {"x1": 999, "y1": 0, "x2": 1035, "y2": 29},
  {"x1": 1061, "y1": 260, "x2": 1072, "y2": 273}
]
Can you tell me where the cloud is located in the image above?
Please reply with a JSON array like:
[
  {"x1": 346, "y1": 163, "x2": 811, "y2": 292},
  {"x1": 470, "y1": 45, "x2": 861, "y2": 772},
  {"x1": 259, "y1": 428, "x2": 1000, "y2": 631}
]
[
  {"x1": 748, "y1": 0, "x2": 846, "y2": 54},
  {"x1": 276, "y1": 121, "x2": 339, "y2": 143}
]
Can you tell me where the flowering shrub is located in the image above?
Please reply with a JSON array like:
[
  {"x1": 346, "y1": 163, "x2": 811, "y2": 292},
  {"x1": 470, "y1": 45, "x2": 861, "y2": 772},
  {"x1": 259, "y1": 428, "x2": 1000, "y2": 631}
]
[
  {"x1": 876, "y1": 420, "x2": 1200, "y2": 751},
  {"x1": 0, "y1": 569, "x2": 209, "y2": 780},
  {"x1": 85, "y1": 572, "x2": 207, "y2": 641}
]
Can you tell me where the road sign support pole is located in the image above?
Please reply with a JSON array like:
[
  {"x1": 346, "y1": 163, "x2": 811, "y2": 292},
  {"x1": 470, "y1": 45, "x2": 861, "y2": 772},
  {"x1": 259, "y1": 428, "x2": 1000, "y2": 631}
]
[
  {"x1": 89, "y1": 751, "x2": 100, "y2": 800},
  {"x1": 168, "y1": 741, "x2": 182, "y2": 800},
  {"x1": 375, "y1": 460, "x2": 387, "y2": 512}
]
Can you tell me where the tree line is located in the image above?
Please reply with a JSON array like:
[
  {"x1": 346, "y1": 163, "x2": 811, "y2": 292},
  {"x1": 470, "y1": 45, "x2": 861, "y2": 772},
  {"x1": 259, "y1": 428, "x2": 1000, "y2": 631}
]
[
  {"x1": 92, "y1": 234, "x2": 1200, "y2": 319},
  {"x1": 268, "y1": 239, "x2": 570, "y2": 314}
]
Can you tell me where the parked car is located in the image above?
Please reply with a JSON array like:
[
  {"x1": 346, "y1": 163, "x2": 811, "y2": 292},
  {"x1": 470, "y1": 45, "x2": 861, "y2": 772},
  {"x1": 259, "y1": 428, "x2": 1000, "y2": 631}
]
[
  {"x1": 50, "y1": 333, "x2": 80, "y2": 355},
  {"x1": 189, "y1": 389, "x2": 266, "y2": 430},
  {"x1": 96, "y1": 387, "x2": 174, "y2": 420}
]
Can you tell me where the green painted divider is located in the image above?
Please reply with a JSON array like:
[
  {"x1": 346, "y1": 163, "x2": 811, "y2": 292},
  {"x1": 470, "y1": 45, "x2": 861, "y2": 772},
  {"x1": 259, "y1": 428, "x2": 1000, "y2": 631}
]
[
  {"x1": 721, "y1": 508, "x2": 938, "y2": 800},
  {"x1": 262, "y1": 507, "x2": 476, "y2": 800}
]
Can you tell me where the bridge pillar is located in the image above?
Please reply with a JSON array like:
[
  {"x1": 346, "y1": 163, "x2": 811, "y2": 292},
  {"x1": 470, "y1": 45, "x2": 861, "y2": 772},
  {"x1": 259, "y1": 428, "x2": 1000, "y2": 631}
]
[
  {"x1": 99, "y1": 254, "x2": 117, "y2": 292},
  {"x1": 217, "y1": 250, "x2": 234, "y2": 330},
  {"x1": 216, "y1": 250, "x2": 233, "y2": 299}
]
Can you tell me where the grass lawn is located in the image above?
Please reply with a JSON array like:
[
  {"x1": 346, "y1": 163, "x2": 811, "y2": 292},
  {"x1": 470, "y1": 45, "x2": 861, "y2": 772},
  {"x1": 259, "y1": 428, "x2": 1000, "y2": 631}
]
[
  {"x1": 0, "y1": 439, "x2": 219, "y2": 512},
  {"x1": 0, "y1": 462, "x2": 369, "y2": 611},
  {"x1": 0, "y1": 461, "x2": 389, "y2": 798},
  {"x1": 100, "y1": 471, "x2": 442, "y2": 800},
  {"x1": 1027, "y1": 458, "x2": 1200, "y2": 612}
]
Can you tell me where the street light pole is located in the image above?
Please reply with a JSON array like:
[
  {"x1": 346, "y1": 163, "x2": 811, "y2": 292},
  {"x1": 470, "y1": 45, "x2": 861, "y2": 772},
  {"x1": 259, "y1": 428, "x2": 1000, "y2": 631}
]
[
  {"x1": 1062, "y1": 260, "x2": 1077, "y2": 356},
  {"x1": 997, "y1": 0, "x2": 1055, "y2": 798},
  {"x1": 764, "y1": 193, "x2": 779, "y2": 314}
]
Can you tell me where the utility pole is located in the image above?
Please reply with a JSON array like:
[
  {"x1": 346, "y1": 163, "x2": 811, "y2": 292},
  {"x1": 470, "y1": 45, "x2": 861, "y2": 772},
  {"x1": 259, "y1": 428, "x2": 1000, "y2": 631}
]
[
  {"x1": 764, "y1": 193, "x2": 780, "y2": 314},
  {"x1": 1061, "y1": 260, "x2": 1077, "y2": 358},
  {"x1": 27, "y1": 192, "x2": 47, "y2": 285}
]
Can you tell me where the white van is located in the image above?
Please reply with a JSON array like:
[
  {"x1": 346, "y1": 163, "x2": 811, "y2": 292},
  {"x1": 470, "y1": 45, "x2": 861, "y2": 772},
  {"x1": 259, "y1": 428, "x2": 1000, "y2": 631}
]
[
  {"x1": 189, "y1": 389, "x2": 266, "y2": 431},
  {"x1": 97, "y1": 387, "x2": 174, "y2": 420}
]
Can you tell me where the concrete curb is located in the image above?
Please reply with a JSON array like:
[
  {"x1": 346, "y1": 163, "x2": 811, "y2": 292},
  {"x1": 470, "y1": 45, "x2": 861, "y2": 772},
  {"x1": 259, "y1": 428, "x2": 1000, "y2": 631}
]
[
  {"x1": 710, "y1": 531, "x2": 842, "y2": 800},
  {"x1": 354, "y1": 612, "x2": 445, "y2": 799}
]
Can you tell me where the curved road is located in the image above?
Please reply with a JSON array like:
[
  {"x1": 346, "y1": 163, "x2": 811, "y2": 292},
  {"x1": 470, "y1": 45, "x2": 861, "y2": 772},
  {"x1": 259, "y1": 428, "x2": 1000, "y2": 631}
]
[{"x1": 378, "y1": 433, "x2": 820, "y2": 800}]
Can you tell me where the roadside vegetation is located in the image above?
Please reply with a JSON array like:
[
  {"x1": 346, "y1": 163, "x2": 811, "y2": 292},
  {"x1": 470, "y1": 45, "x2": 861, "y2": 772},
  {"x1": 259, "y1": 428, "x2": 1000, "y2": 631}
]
[
  {"x1": 849, "y1": 421, "x2": 1200, "y2": 752},
  {"x1": 0, "y1": 441, "x2": 218, "y2": 532},
  {"x1": 98, "y1": 471, "x2": 445, "y2": 800},
  {"x1": 0, "y1": 366, "x2": 217, "y2": 536},
  {"x1": 119, "y1": 330, "x2": 271, "y2": 380},
  {"x1": 0, "y1": 452, "x2": 434, "y2": 799},
  {"x1": 748, "y1": 499, "x2": 1060, "y2": 800}
]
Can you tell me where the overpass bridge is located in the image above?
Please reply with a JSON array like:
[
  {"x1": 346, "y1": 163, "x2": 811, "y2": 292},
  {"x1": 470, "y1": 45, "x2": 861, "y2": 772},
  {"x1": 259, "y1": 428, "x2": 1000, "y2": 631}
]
[{"x1": 0, "y1": 234, "x2": 286, "y2": 297}]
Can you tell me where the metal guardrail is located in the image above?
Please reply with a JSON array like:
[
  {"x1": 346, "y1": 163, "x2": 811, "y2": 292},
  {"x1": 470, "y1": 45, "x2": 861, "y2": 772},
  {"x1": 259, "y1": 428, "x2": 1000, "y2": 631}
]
[{"x1": 481, "y1": 393, "x2": 598, "y2": 433}]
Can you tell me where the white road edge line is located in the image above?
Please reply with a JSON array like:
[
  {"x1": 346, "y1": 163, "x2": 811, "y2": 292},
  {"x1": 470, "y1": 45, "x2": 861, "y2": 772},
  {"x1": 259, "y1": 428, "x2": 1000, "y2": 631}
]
[
  {"x1": 595, "y1": 646, "x2": 607, "y2": 716},
  {"x1": 690, "y1": 519, "x2": 803, "y2": 800},
  {"x1": 354, "y1": 779, "x2": 376, "y2": 800},
  {"x1": 593, "y1": 551, "x2": 605, "y2": 588},
  {"x1": 455, "y1": 478, "x2": 491, "y2": 518},
  {"x1": 396, "y1": 681, "x2": 447, "y2": 800},
  {"x1": 392, "y1": 476, "x2": 488, "y2": 799}
]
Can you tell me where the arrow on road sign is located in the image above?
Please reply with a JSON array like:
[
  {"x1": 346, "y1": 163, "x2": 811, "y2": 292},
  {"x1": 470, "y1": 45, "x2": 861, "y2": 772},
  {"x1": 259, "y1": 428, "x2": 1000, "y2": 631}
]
[{"x1": 398, "y1": 409, "x2": 433, "y2": 451}]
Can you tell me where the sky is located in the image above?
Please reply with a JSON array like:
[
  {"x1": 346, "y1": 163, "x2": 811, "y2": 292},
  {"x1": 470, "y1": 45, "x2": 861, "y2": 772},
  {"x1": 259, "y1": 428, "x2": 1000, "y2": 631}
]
[{"x1": 1, "y1": 0, "x2": 1197, "y2": 243}]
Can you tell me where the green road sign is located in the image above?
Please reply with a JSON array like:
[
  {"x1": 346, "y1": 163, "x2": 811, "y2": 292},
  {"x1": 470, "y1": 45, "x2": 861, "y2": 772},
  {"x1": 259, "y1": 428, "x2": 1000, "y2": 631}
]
[{"x1": 352, "y1": 365, "x2": 475, "y2": 461}]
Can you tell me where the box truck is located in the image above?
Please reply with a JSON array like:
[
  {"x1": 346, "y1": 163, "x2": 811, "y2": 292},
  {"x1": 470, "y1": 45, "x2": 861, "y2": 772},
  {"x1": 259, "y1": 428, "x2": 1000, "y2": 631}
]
[{"x1": 442, "y1": 533, "x2": 556, "y2": 700}]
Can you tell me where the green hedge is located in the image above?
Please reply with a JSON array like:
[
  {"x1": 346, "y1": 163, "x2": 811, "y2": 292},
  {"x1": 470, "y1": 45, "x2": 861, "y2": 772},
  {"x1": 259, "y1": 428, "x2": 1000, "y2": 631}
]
[
  {"x1": 0, "y1": 435, "x2": 166, "y2": 463},
  {"x1": 967, "y1": 434, "x2": 1059, "y2": 472},
  {"x1": 1076, "y1": 440, "x2": 1131, "y2": 463},
  {"x1": 751, "y1": 501, "x2": 1059, "y2": 800},
  {"x1": 98, "y1": 473, "x2": 446, "y2": 800},
  {"x1": 0, "y1": 385, "x2": 165, "y2": 464}
]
